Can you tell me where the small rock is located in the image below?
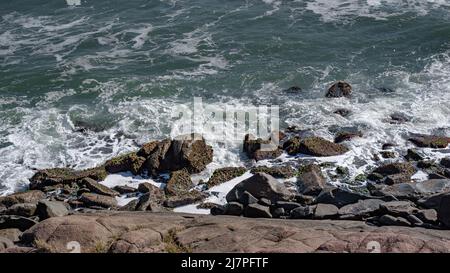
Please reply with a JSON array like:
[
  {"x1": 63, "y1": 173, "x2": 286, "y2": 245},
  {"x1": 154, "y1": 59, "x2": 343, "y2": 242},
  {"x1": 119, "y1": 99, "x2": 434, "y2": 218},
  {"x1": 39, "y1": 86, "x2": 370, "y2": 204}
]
[
  {"x1": 314, "y1": 203, "x2": 339, "y2": 219},
  {"x1": 113, "y1": 185, "x2": 138, "y2": 195},
  {"x1": 380, "y1": 151, "x2": 396, "y2": 159},
  {"x1": 290, "y1": 205, "x2": 315, "y2": 219},
  {"x1": 406, "y1": 214, "x2": 423, "y2": 226},
  {"x1": 82, "y1": 178, "x2": 118, "y2": 197},
  {"x1": 405, "y1": 149, "x2": 425, "y2": 161},
  {"x1": 326, "y1": 81, "x2": 352, "y2": 98},
  {"x1": 36, "y1": 200, "x2": 69, "y2": 219},
  {"x1": 243, "y1": 203, "x2": 272, "y2": 218},
  {"x1": 388, "y1": 112, "x2": 411, "y2": 124},
  {"x1": 284, "y1": 86, "x2": 302, "y2": 93},
  {"x1": 258, "y1": 198, "x2": 271, "y2": 207},
  {"x1": 135, "y1": 193, "x2": 163, "y2": 211},
  {"x1": 0, "y1": 237, "x2": 14, "y2": 252},
  {"x1": 271, "y1": 207, "x2": 285, "y2": 218},
  {"x1": 243, "y1": 134, "x2": 282, "y2": 161},
  {"x1": 379, "y1": 214, "x2": 411, "y2": 227},
  {"x1": 333, "y1": 108, "x2": 351, "y2": 117},
  {"x1": 382, "y1": 143, "x2": 396, "y2": 150},
  {"x1": 275, "y1": 201, "x2": 301, "y2": 212},
  {"x1": 334, "y1": 131, "x2": 362, "y2": 144},
  {"x1": 119, "y1": 199, "x2": 139, "y2": 211},
  {"x1": 415, "y1": 209, "x2": 438, "y2": 223},
  {"x1": 441, "y1": 158, "x2": 450, "y2": 168},
  {"x1": 239, "y1": 191, "x2": 258, "y2": 206},
  {"x1": 224, "y1": 202, "x2": 244, "y2": 216},
  {"x1": 79, "y1": 193, "x2": 118, "y2": 209},
  {"x1": 137, "y1": 182, "x2": 159, "y2": 194},
  {"x1": 210, "y1": 205, "x2": 226, "y2": 216}
]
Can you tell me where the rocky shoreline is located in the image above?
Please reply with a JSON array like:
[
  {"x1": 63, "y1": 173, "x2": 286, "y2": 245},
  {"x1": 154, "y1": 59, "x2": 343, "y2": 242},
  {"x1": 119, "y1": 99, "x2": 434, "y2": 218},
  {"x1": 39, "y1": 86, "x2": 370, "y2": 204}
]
[{"x1": 1, "y1": 82, "x2": 450, "y2": 253}]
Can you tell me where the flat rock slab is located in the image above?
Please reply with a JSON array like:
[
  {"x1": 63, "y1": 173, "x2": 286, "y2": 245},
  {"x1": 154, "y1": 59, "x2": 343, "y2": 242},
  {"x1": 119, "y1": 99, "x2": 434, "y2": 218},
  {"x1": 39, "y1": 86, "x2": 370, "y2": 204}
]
[{"x1": 19, "y1": 212, "x2": 450, "y2": 253}]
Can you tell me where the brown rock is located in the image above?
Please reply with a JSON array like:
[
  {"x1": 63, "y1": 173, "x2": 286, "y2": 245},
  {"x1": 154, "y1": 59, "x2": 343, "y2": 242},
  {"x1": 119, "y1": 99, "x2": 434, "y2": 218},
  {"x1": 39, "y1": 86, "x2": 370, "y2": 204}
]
[
  {"x1": 29, "y1": 167, "x2": 107, "y2": 191},
  {"x1": 250, "y1": 165, "x2": 296, "y2": 178},
  {"x1": 163, "y1": 191, "x2": 205, "y2": 208},
  {"x1": 165, "y1": 169, "x2": 193, "y2": 196},
  {"x1": 207, "y1": 167, "x2": 247, "y2": 188},
  {"x1": 243, "y1": 134, "x2": 282, "y2": 161},
  {"x1": 79, "y1": 193, "x2": 117, "y2": 209},
  {"x1": 81, "y1": 178, "x2": 118, "y2": 197},
  {"x1": 105, "y1": 152, "x2": 146, "y2": 175},
  {"x1": 0, "y1": 190, "x2": 45, "y2": 208},
  {"x1": 285, "y1": 137, "x2": 349, "y2": 157}
]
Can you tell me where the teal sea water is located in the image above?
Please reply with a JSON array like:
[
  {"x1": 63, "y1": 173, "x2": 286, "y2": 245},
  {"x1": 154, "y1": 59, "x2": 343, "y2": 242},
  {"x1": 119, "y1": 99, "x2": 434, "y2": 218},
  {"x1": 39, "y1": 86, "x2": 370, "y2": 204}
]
[{"x1": 1, "y1": 0, "x2": 450, "y2": 194}]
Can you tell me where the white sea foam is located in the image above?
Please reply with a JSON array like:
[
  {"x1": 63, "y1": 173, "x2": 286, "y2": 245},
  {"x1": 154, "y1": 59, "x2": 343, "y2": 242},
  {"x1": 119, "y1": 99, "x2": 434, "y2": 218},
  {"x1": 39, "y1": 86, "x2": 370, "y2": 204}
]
[{"x1": 305, "y1": 0, "x2": 450, "y2": 23}]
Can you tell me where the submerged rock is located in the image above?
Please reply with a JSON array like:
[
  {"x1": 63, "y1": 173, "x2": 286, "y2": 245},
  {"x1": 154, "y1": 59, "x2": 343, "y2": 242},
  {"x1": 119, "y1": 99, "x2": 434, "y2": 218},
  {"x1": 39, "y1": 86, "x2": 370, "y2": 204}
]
[
  {"x1": 284, "y1": 86, "x2": 302, "y2": 93},
  {"x1": 409, "y1": 134, "x2": 450, "y2": 148},
  {"x1": 334, "y1": 130, "x2": 363, "y2": 143},
  {"x1": 333, "y1": 108, "x2": 351, "y2": 117},
  {"x1": 326, "y1": 81, "x2": 352, "y2": 98}
]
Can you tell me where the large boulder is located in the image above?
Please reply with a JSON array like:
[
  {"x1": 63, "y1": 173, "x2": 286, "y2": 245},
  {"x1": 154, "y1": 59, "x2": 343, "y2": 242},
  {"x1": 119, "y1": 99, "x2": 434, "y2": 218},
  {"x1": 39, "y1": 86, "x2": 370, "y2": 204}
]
[
  {"x1": 409, "y1": 134, "x2": 450, "y2": 148},
  {"x1": 326, "y1": 81, "x2": 352, "y2": 98},
  {"x1": 29, "y1": 167, "x2": 107, "y2": 191},
  {"x1": 284, "y1": 137, "x2": 349, "y2": 157},
  {"x1": 0, "y1": 190, "x2": 45, "y2": 208},
  {"x1": 207, "y1": 167, "x2": 247, "y2": 188},
  {"x1": 165, "y1": 169, "x2": 193, "y2": 196},
  {"x1": 105, "y1": 152, "x2": 146, "y2": 175},
  {"x1": 160, "y1": 134, "x2": 213, "y2": 174},
  {"x1": 226, "y1": 173, "x2": 292, "y2": 203},
  {"x1": 297, "y1": 164, "x2": 326, "y2": 196}
]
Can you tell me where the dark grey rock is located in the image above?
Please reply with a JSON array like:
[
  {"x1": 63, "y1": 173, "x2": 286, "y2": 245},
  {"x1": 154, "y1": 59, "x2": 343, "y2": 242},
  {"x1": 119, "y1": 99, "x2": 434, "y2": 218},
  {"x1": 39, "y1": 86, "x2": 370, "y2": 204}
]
[
  {"x1": 438, "y1": 194, "x2": 450, "y2": 228},
  {"x1": 415, "y1": 209, "x2": 438, "y2": 223},
  {"x1": 225, "y1": 202, "x2": 244, "y2": 216},
  {"x1": 379, "y1": 214, "x2": 410, "y2": 227},
  {"x1": 407, "y1": 215, "x2": 424, "y2": 226},
  {"x1": 4, "y1": 203, "x2": 37, "y2": 217},
  {"x1": 338, "y1": 199, "x2": 385, "y2": 219},
  {"x1": 0, "y1": 215, "x2": 38, "y2": 231},
  {"x1": 258, "y1": 198, "x2": 271, "y2": 207},
  {"x1": 315, "y1": 187, "x2": 369, "y2": 208},
  {"x1": 243, "y1": 203, "x2": 272, "y2": 218},
  {"x1": 81, "y1": 178, "x2": 118, "y2": 197},
  {"x1": 290, "y1": 206, "x2": 315, "y2": 219},
  {"x1": 226, "y1": 173, "x2": 292, "y2": 203},
  {"x1": 239, "y1": 191, "x2": 258, "y2": 206},
  {"x1": 379, "y1": 201, "x2": 418, "y2": 217},
  {"x1": 275, "y1": 201, "x2": 301, "y2": 211},
  {"x1": 113, "y1": 185, "x2": 138, "y2": 195}
]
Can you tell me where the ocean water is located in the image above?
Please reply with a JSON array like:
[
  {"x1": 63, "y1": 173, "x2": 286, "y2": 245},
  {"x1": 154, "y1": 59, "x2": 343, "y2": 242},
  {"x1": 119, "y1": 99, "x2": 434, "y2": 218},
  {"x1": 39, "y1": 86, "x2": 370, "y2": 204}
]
[{"x1": 1, "y1": 0, "x2": 450, "y2": 195}]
